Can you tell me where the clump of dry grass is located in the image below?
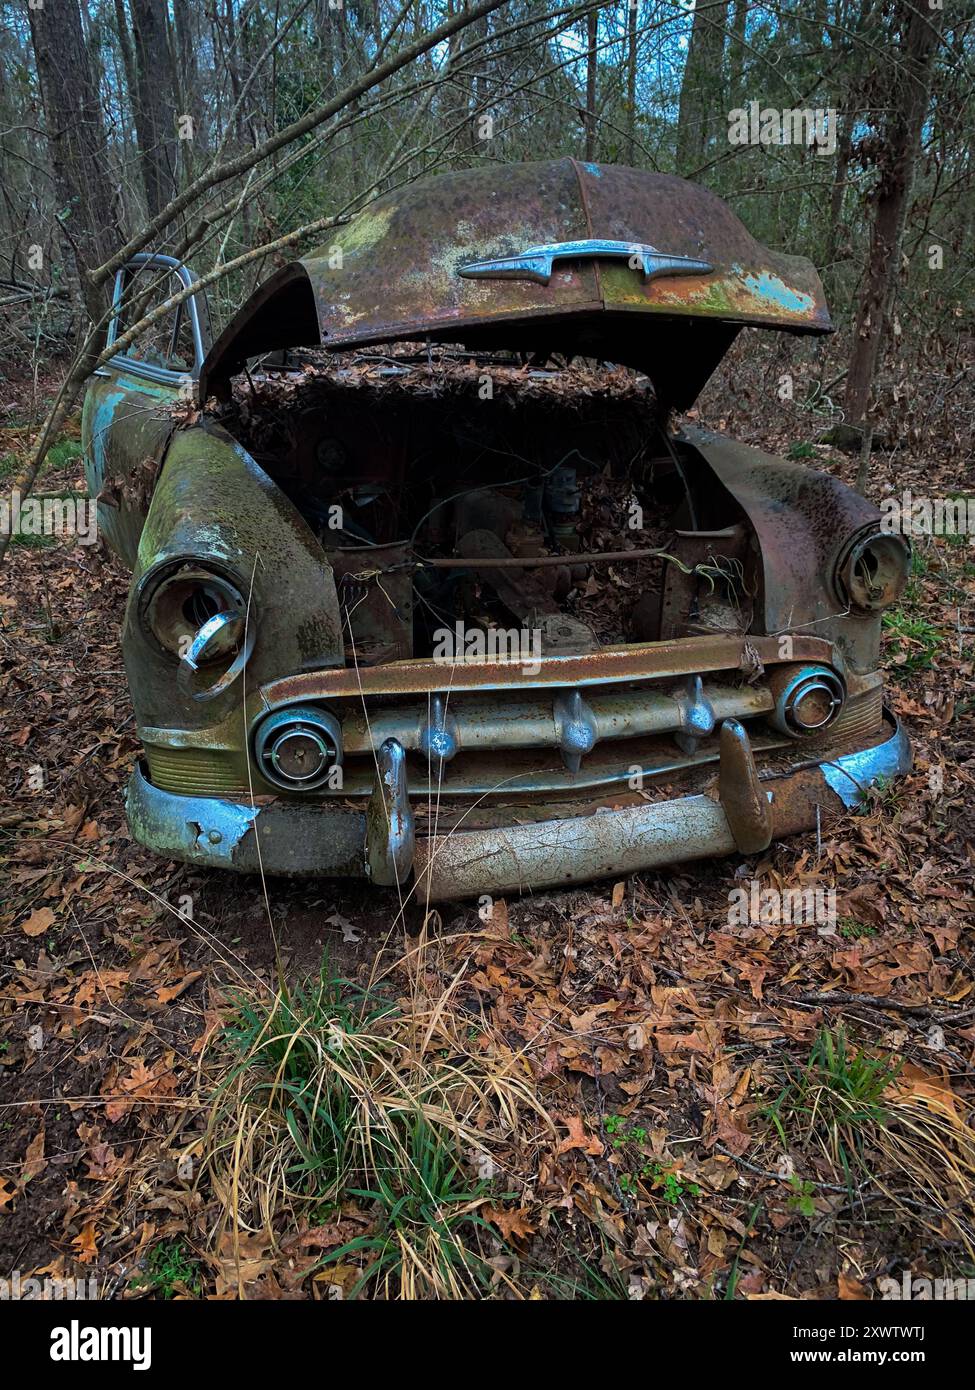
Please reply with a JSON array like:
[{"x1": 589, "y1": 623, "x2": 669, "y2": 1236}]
[
  {"x1": 201, "y1": 929, "x2": 552, "y2": 1299},
  {"x1": 763, "y1": 1025, "x2": 975, "y2": 1258},
  {"x1": 874, "y1": 1075, "x2": 975, "y2": 1258}
]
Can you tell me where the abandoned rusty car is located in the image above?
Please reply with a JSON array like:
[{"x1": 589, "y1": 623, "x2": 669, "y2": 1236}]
[{"x1": 83, "y1": 159, "x2": 912, "y2": 900}]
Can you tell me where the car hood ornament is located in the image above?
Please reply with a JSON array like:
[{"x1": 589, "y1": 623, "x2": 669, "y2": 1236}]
[{"x1": 457, "y1": 238, "x2": 713, "y2": 286}]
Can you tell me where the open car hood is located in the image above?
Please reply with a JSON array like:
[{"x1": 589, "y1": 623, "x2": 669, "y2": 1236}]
[{"x1": 200, "y1": 159, "x2": 832, "y2": 408}]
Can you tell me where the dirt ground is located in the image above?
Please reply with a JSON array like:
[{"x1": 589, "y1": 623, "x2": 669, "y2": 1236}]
[{"x1": 2, "y1": 337, "x2": 974, "y2": 1299}]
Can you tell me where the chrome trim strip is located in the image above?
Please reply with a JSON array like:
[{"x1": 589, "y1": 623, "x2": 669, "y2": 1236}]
[{"x1": 335, "y1": 680, "x2": 775, "y2": 758}]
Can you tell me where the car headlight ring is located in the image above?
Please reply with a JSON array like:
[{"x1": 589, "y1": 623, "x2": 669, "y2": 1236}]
[
  {"x1": 835, "y1": 530, "x2": 910, "y2": 612},
  {"x1": 137, "y1": 559, "x2": 255, "y2": 701}
]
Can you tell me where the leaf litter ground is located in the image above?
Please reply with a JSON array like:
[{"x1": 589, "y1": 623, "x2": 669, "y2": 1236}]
[{"x1": 1, "y1": 338, "x2": 973, "y2": 1300}]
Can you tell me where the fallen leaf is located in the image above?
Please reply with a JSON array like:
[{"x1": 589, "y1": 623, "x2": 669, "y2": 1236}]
[
  {"x1": 887, "y1": 1062, "x2": 959, "y2": 1122},
  {"x1": 214, "y1": 1231, "x2": 274, "y2": 1294},
  {"x1": 280, "y1": 1220, "x2": 364, "y2": 1254},
  {"x1": 22, "y1": 1126, "x2": 46, "y2": 1184},
  {"x1": 557, "y1": 1114, "x2": 604, "y2": 1156},
  {"x1": 154, "y1": 971, "x2": 203, "y2": 1005},
  {"x1": 838, "y1": 1272, "x2": 869, "y2": 1299},
  {"x1": 483, "y1": 1205, "x2": 536, "y2": 1241},
  {"x1": 72, "y1": 1222, "x2": 99, "y2": 1264},
  {"x1": 21, "y1": 907, "x2": 55, "y2": 937}
]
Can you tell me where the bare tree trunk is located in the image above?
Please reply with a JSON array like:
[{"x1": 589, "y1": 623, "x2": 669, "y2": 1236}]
[
  {"x1": 728, "y1": 0, "x2": 747, "y2": 98},
  {"x1": 27, "y1": 0, "x2": 122, "y2": 328},
  {"x1": 823, "y1": 0, "x2": 875, "y2": 294},
  {"x1": 172, "y1": 0, "x2": 205, "y2": 164},
  {"x1": 584, "y1": 8, "x2": 598, "y2": 161},
  {"x1": 112, "y1": 0, "x2": 138, "y2": 108},
  {"x1": 823, "y1": 117, "x2": 853, "y2": 282},
  {"x1": 314, "y1": 0, "x2": 339, "y2": 98},
  {"x1": 219, "y1": 0, "x2": 248, "y2": 150},
  {"x1": 677, "y1": 0, "x2": 729, "y2": 175},
  {"x1": 467, "y1": 10, "x2": 491, "y2": 151},
  {"x1": 113, "y1": 0, "x2": 157, "y2": 222},
  {"x1": 129, "y1": 0, "x2": 180, "y2": 218},
  {"x1": 845, "y1": 0, "x2": 942, "y2": 426},
  {"x1": 626, "y1": 0, "x2": 638, "y2": 163},
  {"x1": 443, "y1": 0, "x2": 472, "y2": 152}
]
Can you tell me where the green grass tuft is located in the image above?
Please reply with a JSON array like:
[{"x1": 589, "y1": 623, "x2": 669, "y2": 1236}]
[
  {"x1": 133, "y1": 1240, "x2": 202, "y2": 1298},
  {"x1": 882, "y1": 608, "x2": 942, "y2": 672},
  {"x1": 763, "y1": 1025, "x2": 900, "y2": 1180}
]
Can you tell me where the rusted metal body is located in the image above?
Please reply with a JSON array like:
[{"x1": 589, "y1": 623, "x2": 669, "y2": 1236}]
[
  {"x1": 83, "y1": 160, "x2": 911, "y2": 902},
  {"x1": 200, "y1": 160, "x2": 831, "y2": 409}
]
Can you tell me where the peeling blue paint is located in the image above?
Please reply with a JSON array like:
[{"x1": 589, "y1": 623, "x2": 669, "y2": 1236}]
[
  {"x1": 86, "y1": 386, "x2": 126, "y2": 497},
  {"x1": 742, "y1": 269, "x2": 814, "y2": 314}
]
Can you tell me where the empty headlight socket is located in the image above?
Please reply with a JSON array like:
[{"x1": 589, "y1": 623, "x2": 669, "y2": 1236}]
[
  {"x1": 834, "y1": 531, "x2": 911, "y2": 613},
  {"x1": 137, "y1": 558, "x2": 249, "y2": 661}
]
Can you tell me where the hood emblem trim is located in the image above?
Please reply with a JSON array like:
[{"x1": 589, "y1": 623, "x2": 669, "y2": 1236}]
[{"x1": 457, "y1": 239, "x2": 713, "y2": 286}]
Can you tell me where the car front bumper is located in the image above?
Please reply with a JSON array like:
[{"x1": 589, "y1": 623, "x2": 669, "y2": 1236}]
[{"x1": 125, "y1": 713, "x2": 911, "y2": 900}]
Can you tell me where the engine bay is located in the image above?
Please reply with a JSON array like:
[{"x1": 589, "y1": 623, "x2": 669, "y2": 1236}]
[{"x1": 223, "y1": 348, "x2": 755, "y2": 665}]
